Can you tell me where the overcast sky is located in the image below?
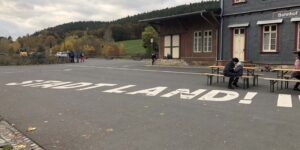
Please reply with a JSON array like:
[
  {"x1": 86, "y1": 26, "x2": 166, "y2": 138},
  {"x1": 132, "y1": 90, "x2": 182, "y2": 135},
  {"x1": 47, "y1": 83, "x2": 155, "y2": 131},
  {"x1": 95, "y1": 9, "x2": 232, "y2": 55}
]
[{"x1": 0, "y1": 0, "x2": 208, "y2": 39}]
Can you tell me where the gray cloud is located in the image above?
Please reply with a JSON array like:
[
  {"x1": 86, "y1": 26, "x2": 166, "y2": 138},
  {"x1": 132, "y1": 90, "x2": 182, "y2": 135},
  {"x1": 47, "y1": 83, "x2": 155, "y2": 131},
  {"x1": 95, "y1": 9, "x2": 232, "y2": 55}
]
[{"x1": 0, "y1": 0, "x2": 206, "y2": 39}]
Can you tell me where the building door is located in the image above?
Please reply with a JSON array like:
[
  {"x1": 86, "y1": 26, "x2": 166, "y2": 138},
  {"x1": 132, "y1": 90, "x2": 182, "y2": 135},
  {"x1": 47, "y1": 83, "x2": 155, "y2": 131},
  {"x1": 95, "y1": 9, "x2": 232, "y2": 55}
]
[
  {"x1": 164, "y1": 35, "x2": 180, "y2": 59},
  {"x1": 172, "y1": 35, "x2": 180, "y2": 59},
  {"x1": 233, "y1": 28, "x2": 245, "y2": 61}
]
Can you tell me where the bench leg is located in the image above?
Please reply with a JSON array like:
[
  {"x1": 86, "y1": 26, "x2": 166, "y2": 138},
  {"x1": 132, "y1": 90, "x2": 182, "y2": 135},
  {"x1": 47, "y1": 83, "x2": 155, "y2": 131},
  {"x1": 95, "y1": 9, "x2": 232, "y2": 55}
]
[
  {"x1": 243, "y1": 79, "x2": 246, "y2": 89},
  {"x1": 207, "y1": 76, "x2": 209, "y2": 85},
  {"x1": 247, "y1": 78, "x2": 250, "y2": 88},
  {"x1": 270, "y1": 80, "x2": 278, "y2": 92},
  {"x1": 270, "y1": 80, "x2": 274, "y2": 92},
  {"x1": 209, "y1": 76, "x2": 213, "y2": 85},
  {"x1": 253, "y1": 77, "x2": 256, "y2": 86}
]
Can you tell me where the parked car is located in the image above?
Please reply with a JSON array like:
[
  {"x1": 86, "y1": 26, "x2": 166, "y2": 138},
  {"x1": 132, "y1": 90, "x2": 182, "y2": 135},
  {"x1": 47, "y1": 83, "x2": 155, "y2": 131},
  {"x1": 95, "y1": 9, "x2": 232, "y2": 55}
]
[{"x1": 55, "y1": 52, "x2": 69, "y2": 58}]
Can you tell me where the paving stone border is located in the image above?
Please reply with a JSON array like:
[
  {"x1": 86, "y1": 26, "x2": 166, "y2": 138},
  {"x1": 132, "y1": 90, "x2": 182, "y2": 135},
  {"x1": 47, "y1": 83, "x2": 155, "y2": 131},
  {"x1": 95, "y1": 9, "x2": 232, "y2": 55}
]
[{"x1": 0, "y1": 118, "x2": 44, "y2": 150}]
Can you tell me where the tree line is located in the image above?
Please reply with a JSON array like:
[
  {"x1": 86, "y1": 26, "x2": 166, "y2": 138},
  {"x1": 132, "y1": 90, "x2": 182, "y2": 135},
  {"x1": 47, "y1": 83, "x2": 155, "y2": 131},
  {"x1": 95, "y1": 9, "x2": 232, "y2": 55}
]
[{"x1": 0, "y1": 1, "x2": 219, "y2": 57}]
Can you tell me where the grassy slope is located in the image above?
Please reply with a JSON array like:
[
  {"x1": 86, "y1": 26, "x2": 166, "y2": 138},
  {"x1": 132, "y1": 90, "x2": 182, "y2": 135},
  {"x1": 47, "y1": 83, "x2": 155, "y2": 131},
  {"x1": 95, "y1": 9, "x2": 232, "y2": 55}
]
[{"x1": 115, "y1": 39, "x2": 146, "y2": 56}]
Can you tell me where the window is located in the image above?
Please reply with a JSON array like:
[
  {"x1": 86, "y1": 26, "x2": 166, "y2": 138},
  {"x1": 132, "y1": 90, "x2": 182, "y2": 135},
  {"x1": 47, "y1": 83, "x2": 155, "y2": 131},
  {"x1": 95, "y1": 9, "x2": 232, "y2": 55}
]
[
  {"x1": 298, "y1": 23, "x2": 300, "y2": 51},
  {"x1": 193, "y1": 31, "x2": 203, "y2": 53},
  {"x1": 263, "y1": 25, "x2": 277, "y2": 52},
  {"x1": 233, "y1": 0, "x2": 246, "y2": 4},
  {"x1": 203, "y1": 30, "x2": 212, "y2": 52},
  {"x1": 193, "y1": 30, "x2": 212, "y2": 53}
]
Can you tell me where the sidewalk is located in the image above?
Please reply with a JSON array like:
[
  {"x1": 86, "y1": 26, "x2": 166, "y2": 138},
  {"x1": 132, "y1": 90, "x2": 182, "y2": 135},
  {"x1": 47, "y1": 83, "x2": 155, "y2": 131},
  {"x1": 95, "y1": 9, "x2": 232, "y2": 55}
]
[{"x1": 0, "y1": 116, "x2": 43, "y2": 150}]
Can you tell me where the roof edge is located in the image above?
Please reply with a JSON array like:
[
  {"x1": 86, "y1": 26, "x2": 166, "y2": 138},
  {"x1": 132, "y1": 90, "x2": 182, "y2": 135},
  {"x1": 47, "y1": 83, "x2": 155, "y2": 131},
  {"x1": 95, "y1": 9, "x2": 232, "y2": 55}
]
[{"x1": 139, "y1": 10, "x2": 209, "y2": 23}]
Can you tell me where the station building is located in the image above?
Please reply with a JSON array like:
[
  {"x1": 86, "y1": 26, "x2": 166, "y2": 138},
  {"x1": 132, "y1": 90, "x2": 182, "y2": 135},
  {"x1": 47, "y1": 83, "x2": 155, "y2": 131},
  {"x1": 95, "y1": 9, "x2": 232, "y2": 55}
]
[
  {"x1": 220, "y1": 0, "x2": 300, "y2": 64},
  {"x1": 141, "y1": 1, "x2": 220, "y2": 65},
  {"x1": 142, "y1": 0, "x2": 300, "y2": 65}
]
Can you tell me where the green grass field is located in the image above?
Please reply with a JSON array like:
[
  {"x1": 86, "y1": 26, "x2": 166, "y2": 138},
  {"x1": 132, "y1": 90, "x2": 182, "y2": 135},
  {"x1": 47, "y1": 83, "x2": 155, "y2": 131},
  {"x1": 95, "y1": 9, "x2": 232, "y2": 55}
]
[{"x1": 115, "y1": 39, "x2": 146, "y2": 56}]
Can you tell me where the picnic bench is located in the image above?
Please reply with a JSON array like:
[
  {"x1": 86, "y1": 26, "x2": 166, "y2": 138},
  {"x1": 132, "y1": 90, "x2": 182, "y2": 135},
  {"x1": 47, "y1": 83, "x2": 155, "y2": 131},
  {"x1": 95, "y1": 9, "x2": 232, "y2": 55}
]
[
  {"x1": 208, "y1": 65, "x2": 261, "y2": 86},
  {"x1": 204, "y1": 73, "x2": 253, "y2": 89},
  {"x1": 263, "y1": 68, "x2": 300, "y2": 92},
  {"x1": 264, "y1": 78, "x2": 300, "y2": 92}
]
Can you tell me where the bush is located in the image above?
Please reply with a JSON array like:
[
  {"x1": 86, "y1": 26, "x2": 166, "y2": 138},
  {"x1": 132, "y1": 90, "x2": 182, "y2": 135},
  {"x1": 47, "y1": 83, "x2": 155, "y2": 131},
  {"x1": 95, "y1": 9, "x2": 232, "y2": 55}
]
[{"x1": 0, "y1": 55, "x2": 69, "y2": 66}]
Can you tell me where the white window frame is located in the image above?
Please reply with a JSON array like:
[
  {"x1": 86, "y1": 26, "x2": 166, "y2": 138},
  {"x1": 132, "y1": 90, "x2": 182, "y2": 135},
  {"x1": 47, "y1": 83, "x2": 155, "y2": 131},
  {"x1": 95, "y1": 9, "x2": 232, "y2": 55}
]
[
  {"x1": 298, "y1": 23, "x2": 300, "y2": 51},
  {"x1": 233, "y1": 0, "x2": 246, "y2": 4},
  {"x1": 193, "y1": 31, "x2": 203, "y2": 53},
  {"x1": 263, "y1": 24, "x2": 278, "y2": 52},
  {"x1": 203, "y1": 30, "x2": 212, "y2": 53}
]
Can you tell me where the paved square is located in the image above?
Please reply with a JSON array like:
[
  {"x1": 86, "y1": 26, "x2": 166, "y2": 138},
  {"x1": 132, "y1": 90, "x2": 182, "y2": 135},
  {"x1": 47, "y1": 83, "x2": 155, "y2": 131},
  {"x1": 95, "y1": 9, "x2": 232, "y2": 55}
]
[{"x1": 0, "y1": 59, "x2": 300, "y2": 150}]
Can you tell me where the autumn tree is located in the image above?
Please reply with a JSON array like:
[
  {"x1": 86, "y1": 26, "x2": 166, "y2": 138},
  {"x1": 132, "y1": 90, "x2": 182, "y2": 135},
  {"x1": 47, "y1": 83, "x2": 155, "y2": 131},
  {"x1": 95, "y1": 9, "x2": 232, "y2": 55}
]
[{"x1": 142, "y1": 26, "x2": 159, "y2": 57}]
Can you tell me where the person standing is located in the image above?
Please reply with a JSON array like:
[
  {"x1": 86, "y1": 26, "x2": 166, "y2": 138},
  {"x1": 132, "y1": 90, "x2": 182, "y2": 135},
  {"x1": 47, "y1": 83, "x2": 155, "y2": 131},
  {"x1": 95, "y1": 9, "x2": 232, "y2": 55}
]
[
  {"x1": 223, "y1": 58, "x2": 240, "y2": 89},
  {"x1": 69, "y1": 51, "x2": 75, "y2": 63},
  {"x1": 80, "y1": 52, "x2": 85, "y2": 63},
  {"x1": 151, "y1": 52, "x2": 157, "y2": 65},
  {"x1": 292, "y1": 52, "x2": 300, "y2": 91}
]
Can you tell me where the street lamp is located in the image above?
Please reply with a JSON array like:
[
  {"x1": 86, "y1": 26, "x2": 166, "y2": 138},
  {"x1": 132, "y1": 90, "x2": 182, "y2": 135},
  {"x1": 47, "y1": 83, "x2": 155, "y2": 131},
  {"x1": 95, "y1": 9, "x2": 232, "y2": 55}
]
[{"x1": 150, "y1": 38, "x2": 154, "y2": 54}]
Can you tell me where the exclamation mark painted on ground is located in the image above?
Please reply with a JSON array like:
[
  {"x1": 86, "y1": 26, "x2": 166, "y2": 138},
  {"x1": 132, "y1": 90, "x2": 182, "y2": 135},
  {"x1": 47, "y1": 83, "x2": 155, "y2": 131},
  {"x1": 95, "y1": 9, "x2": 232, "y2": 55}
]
[
  {"x1": 239, "y1": 92, "x2": 258, "y2": 104},
  {"x1": 277, "y1": 94, "x2": 292, "y2": 108}
]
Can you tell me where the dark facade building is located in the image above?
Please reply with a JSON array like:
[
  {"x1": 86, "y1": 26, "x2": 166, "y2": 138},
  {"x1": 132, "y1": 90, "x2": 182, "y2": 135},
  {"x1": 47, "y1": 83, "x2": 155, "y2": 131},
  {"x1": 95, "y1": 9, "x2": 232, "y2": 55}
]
[
  {"x1": 220, "y1": 0, "x2": 300, "y2": 64},
  {"x1": 141, "y1": 2, "x2": 220, "y2": 65}
]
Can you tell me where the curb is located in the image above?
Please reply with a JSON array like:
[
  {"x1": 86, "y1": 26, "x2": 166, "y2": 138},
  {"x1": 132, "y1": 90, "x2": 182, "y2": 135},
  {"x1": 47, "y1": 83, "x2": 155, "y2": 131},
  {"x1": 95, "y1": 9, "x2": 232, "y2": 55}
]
[{"x1": 0, "y1": 119, "x2": 44, "y2": 150}]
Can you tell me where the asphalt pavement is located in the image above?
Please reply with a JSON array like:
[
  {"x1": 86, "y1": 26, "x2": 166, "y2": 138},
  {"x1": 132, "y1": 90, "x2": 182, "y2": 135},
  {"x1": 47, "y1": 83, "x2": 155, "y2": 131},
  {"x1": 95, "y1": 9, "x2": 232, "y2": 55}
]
[{"x1": 0, "y1": 59, "x2": 300, "y2": 150}]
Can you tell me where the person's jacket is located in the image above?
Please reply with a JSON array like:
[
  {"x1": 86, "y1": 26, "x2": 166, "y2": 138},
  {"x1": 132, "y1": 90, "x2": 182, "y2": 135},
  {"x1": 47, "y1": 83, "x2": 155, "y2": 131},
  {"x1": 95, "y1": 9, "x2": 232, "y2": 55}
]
[
  {"x1": 235, "y1": 63, "x2": 244, "y2": 76},
  {"x1": 223, "y1": 61, "x2": 235, "y2": 75},
  {"x1": 292, "y1": 58, "x2": 300, "y2": 77}
]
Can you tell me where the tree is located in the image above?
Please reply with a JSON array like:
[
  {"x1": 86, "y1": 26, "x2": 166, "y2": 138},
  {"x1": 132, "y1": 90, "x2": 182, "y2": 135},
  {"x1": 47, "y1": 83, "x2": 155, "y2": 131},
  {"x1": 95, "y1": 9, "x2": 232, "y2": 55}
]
[
  {"x1": 142, "y1": 26, "x2": 159, "y2": 57},
  {"x1": 103, "y1": 26, "x2": 114, "y2": 42},
  {"x1": 0, "y1": 38, "x2": 11, "y2": 53}
]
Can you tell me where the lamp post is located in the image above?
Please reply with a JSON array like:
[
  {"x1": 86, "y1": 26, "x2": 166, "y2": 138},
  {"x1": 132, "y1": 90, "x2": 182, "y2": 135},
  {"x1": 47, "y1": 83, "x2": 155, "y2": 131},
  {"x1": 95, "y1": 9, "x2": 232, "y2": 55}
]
[{"x1": 150, "y1": 38, "x2": 154, "y2": 54}]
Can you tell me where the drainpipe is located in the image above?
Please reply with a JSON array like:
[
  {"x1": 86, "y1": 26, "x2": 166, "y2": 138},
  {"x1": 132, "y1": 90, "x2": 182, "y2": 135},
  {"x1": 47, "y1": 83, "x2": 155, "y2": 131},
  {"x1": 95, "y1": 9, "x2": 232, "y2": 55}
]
[{"x1": 219, "y1": 0, "x2": 224, "y2": 62}]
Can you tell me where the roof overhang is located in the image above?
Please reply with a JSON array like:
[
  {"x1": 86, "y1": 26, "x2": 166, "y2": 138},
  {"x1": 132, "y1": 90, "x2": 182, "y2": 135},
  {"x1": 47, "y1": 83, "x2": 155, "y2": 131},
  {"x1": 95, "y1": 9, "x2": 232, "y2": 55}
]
[
  {"x1": 291, "y1": 17, "x2": 300, "y2": 22},
  {"x1": 140, "y1": 10, "x2": 207, "y2": 23},
  {"x1": 257, "y1": 19, "x2": 283, "y2": 25},
  {"x1": 228, "y1": 23, "x2": 250, "y2": 28}
]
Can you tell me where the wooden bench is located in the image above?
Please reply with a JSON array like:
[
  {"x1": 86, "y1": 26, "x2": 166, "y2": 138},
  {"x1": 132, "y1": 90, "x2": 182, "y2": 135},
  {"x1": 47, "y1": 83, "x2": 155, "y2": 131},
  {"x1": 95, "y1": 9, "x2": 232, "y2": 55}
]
[
  {"x1": 263, "y1": 78, "x2": 300, "y2": 92},
  {"x1": 204, "y1": 73, "x2": 253, "y2": 89}
]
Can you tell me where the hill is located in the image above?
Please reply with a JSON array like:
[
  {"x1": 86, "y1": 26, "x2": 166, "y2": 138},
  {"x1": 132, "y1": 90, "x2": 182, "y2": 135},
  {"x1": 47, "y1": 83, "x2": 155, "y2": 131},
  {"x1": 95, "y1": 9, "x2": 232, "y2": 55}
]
[
  {"x1": 6, "y1": 1, "x2": 220, "y2": 57},
  {"x1": 33, "y1": 1, "x2": 220, "y2": 41}
]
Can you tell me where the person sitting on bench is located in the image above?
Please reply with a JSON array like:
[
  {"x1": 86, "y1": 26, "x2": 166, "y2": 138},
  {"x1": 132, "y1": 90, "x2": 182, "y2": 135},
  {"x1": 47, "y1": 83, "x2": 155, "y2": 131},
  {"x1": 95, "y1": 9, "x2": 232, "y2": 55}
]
[
  {"x1": 224, "y1": 58, "x2": 240, "y2": 89},
  {"x1": 292, "y1": 52, "x2": 300, "y2": 91},
  {"x1": 233, "y1": 61, "x2": 244, "y2": 88}
]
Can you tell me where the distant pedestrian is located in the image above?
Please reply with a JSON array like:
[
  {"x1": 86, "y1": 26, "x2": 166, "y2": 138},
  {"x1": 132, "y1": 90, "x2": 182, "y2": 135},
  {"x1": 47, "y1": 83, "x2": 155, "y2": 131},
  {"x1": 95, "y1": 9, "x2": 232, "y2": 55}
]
[
  {"x1": 75, "y1": 51, "x2": 80, "y2": 63},
  {"x1": 223, "y1": 58, "x2": 240, "y2": 89},
  {"x1": 69, "y1": 51, "x2": 75, "y2": 63},
  {"x1": 151, "y1": 52, "x2": 157, "y2": 65},
  {"x1": 292, "y1": 52, "x2": 300, "y2": 91},
  {"x1": 80, "y1": 52, "x2": 85, "y2": 63}
]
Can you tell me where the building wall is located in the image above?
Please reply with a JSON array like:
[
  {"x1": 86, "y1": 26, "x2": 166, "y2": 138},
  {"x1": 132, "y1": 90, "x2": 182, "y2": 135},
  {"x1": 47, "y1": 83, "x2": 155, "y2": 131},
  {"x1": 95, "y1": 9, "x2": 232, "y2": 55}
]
[
  {"x1": 158, "y1": 15, "x2": 219, "y2": 65},
  {"x1": 224, "y1": 0, "x2": 300, "y2": 15},
  {"x1": 222, "y1": 0, "x2": 300, "y2": 64}
]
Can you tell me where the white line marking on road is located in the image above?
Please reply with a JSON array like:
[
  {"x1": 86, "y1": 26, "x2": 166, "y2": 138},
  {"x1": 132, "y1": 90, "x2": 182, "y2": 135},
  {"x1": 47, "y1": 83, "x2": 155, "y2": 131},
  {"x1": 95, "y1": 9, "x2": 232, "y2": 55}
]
[
  {"x1": 239, "y1": 92, "x2": 257, "y2": 105},
  {"x1": 64, "y1": 69, "x2": 72, "y2": 71},
  {"x1": 67, "y1": 65, "x2": 204, "y2": 75},
  {"x1": 239, "y1": 100, "x2": 252, "y2": 104},
  {"x1": 277, "y1": 94, "x2": 292, "y2": 108}
]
